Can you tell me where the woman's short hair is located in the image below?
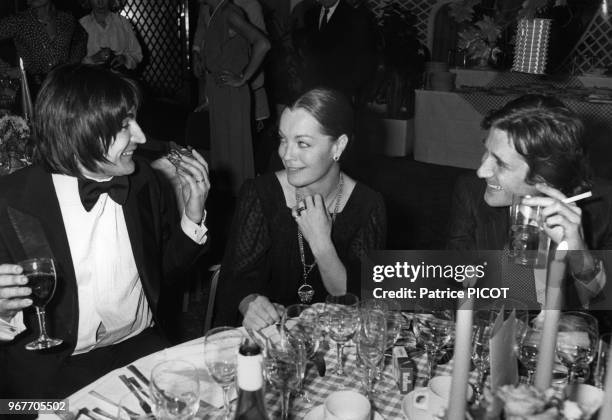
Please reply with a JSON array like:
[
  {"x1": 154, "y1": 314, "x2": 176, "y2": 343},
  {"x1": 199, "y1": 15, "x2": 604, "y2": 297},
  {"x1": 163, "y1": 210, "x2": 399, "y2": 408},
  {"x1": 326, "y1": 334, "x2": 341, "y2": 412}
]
[
  {"x1": 482, "y1": 94, "x2": 591, "y2": 195},
  {"x1": 34, "y1": 63, "x2": 140, "y2": 177},
  {"x1": 80, "y1": 0, "x2": 125, "y2": 12},
  {"x1": 289, "y1": 88, "x2": 354, "y2": 142}
]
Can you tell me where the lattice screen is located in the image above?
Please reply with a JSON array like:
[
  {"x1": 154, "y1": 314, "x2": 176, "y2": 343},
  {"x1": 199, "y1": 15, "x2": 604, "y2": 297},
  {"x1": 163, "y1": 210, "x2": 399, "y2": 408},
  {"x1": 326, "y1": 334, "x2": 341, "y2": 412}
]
[
  {"x1": 120, "y1": 0, "x2": 187, "y2": 97},
  {"x1": 366, "y1": 0, "x2": 439, "y2": 45},
  {"x1": 559, "y1": 7, "x2": 612, "y2": 74}
]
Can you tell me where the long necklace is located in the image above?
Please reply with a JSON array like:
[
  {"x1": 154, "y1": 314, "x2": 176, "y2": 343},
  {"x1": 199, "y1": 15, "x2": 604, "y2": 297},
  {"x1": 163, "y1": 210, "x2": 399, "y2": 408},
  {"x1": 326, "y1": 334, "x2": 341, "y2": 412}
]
[{"x1": 296, "y1": 173, "x2": 344, "y2": 303}]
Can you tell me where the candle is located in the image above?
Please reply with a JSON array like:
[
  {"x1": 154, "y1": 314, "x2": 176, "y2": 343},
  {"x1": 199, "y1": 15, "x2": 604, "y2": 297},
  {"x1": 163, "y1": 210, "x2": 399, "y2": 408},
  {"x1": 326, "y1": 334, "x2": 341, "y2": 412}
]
[
  {"x1": 447, "y1": 298, "x2": 473, "y2": 420},
  {"x1": 534, "y1": 242, "x2": 566, "y2": 390},
  {"x1": 598, "y1": 344, "x2": 612, "y2": 419}
]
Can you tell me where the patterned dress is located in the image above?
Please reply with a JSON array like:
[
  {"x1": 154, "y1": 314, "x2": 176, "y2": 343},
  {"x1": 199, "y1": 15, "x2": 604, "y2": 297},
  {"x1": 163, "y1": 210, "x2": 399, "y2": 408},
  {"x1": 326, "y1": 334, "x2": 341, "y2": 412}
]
[{"x1": 0, "y1": 9, "x2": 87, "y2": 83}]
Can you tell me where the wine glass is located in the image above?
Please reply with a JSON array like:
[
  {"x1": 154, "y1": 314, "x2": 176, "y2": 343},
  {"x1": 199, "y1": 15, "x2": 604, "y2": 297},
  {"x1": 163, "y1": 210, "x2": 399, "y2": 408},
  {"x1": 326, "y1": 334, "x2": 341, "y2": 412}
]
[
  {"x1": 356, "y1": 308, "x2": 386, "y2": 398},
  {"x1": 281, "y1": 304, "x2": 320, "y2": 403},
  {"x1": 412, "y1": 305, "x2": 455, "y2": 383},
  {"x1": 20, "y1": 258, "x2": 63, "y2": 350},
  {"x1": 556, "y1": 311, "x2": 598, "y2": 384},
  {"x1": 149, "y1": 360, "x2": 200, "y2": 420},
  {"x1": 325, "y1": 293, "x2": 360, "y2": 375},
  {"x1": 263, "y1": 335, "x2": 304, "y2": 420},
  {"x1": 203, "y1": 327, "x2": 244, "y2": 419},
  {"x1": 518, "y1": 322, "x2": 542, "y2": 384}
]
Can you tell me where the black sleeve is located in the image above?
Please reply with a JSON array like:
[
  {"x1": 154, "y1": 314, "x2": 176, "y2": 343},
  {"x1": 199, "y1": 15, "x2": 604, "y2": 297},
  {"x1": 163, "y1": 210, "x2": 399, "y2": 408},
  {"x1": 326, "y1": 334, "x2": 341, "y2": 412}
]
[
  {"x1": 447, "y1": 175, "x2": 478, "y2": 250},
  {"x1": 346, "y1": 191, "x2": 387, "y2": 296},
  {"x1": 213, "y1": 180, "x2": 271, "y2": 326}
]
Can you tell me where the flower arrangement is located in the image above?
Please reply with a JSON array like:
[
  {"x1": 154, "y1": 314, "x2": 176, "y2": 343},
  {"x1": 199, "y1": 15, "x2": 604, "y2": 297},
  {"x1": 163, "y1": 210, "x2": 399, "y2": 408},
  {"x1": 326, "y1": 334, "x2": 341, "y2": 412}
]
[
  {"x1": 496, "y1": 384, "x2": 593, "y2": 420},
  {"x1": 0, "y1": 114, "x2": 32, "y2": 175}
]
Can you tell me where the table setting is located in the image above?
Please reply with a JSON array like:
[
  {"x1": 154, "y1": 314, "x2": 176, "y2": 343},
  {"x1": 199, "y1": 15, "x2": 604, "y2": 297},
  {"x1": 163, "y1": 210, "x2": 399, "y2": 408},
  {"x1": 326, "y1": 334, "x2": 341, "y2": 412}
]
[{"x1": 36, "y1": 285, "x2": 610, "y2": 420}]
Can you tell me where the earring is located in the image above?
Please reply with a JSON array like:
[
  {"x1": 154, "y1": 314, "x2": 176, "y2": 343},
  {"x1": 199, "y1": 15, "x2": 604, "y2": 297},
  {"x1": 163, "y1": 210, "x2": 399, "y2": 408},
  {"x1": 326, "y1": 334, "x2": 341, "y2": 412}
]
[{"x1": 333, "y1": 155, "x2": 340, "y2": 162}]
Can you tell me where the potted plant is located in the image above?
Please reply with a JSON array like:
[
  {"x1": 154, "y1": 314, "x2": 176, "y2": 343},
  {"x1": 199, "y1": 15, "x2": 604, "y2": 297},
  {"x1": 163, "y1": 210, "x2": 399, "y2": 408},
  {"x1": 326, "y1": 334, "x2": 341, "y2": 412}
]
[{"x1": 361, "y1": 2, "x2": 429, "y2": 156}]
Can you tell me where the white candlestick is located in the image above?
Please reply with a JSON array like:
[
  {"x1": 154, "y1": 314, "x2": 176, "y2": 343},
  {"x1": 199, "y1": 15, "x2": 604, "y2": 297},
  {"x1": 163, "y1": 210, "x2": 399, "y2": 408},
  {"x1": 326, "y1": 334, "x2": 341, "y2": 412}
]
[
  {"x1": 534, "y1": 243, "x2": 566, "y2": 390},
  {"x1": 447, "y1": 299, "x2": 473, "y2": 420}
]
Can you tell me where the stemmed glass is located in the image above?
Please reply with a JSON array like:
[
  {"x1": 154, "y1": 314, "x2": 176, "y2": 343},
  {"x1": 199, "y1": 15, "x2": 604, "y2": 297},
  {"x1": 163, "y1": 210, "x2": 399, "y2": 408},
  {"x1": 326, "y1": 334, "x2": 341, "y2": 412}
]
[
  {"x1": 263, "y1": 335, "x2": 305, "y2": 420},
  {"x1": 556, "y1": 311, "x2": 599, "y2": 384},
  {"x1": 20, "y1": 258, "x2": 63, "y2": 350},
  {"x1": 518, "y1": 322, "x2": 543, "y2": 384},
  {"x1": 412, "y1": 305, "x2": 455, "y2": 382},
  {"x1": 325, "y1": 293, "x2": 360, "y2": 375},
  {"x1": 356, "y1": 308, "x2": 386, "y2": 398},
  {"x1": 149, "y1": 360, "x2": 200, "y2": 420},
  {"x1": 281, "y1": 304, "x2": 320, "y2": 403},
  {"x1": 203, "y1": 327, "x2": 244, "y2": 419}
]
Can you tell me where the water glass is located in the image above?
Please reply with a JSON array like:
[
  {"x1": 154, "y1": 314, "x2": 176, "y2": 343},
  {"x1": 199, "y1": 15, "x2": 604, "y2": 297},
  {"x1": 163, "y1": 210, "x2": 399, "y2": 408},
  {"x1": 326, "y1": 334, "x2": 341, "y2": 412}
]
[
  {"x1": 357, "y1": 308, "x2": 386, "y2": 397},
  {"x1": 509, "y1": 195, "x2": 550, "y2": 268},
  {"x1": 325, "y1": 293, "x2": 360, "y2": 375},
  {"x1": 203, "y1": 327, "x2": 244, "y2": 419},
  {"x1": 149, "y1": 360, "x2": 200, "y2": 420}
]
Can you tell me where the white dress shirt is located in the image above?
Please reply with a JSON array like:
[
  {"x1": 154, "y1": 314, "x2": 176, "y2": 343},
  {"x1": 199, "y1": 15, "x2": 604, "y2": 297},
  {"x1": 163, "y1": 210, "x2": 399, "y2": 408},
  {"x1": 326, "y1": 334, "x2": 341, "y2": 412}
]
[
  {"x1": 0, "y1": 173, "x2": 207, "y2": 348},
  {"x1": 319, "y1": 0, "x2": 340, "y2": 29},
  {"x1": 80, "y1": 12, "x2": 143, "y2": 69}
]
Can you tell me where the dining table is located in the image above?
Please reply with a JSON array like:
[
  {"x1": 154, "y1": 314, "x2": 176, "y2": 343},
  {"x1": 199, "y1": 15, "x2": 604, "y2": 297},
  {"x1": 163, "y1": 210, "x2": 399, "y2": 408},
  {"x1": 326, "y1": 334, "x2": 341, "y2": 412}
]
[{"x1": 38, "y1": 320, "x2": 481, "y2": 420}]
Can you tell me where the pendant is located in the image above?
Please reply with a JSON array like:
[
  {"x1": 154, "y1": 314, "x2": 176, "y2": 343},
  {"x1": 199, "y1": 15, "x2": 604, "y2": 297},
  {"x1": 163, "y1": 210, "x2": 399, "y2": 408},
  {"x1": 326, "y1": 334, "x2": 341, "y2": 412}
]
[{"x1": 297, "y1": 283, "x2": 315, "y2": 303}]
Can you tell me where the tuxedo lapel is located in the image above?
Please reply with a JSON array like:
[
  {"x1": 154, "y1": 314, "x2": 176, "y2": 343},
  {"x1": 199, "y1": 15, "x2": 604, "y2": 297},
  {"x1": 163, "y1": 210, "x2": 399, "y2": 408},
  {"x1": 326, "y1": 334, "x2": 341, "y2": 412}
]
[
  {"x1": 123, "y1": 166, "x2": 160, "y2": 314},
  {"x1": 2, "y1": 167, "x2": 79, "y2": 345}
]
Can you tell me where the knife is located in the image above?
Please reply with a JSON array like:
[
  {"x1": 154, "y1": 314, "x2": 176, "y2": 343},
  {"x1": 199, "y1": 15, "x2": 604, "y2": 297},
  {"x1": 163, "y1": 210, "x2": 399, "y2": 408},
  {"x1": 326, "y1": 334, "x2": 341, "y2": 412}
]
[
  {"x1": 127, "y1": 365, "x2": 150, "y2": 387},
  {"x1": 118, "y1": 375, "x2": 152, "y2": 414}
]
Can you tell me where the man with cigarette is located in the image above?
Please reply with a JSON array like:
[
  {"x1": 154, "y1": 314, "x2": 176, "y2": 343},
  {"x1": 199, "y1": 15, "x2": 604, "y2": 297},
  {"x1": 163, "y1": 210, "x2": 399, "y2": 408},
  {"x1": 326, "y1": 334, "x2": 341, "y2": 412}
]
[
  {"x1": 0, "y1": 64, "x2": 210, "y2": 399},
  {"x1": 448, "y1": 94, "x2": 611, "y2": 310}
]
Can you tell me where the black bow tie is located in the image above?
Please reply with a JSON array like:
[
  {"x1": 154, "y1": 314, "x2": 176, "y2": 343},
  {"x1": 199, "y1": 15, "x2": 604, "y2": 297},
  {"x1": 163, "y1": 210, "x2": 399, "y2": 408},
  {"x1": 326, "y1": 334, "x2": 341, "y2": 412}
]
[{"x1": 78, "y1": 176, "x2": 130, "y2": 211}]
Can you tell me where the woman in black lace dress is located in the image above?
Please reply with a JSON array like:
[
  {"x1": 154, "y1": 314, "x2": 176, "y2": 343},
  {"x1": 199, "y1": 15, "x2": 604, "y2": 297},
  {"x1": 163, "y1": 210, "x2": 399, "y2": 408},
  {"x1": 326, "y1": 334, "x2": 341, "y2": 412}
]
[{"x1": 213, "y1": 88, "x2": 386, "y2": 329}]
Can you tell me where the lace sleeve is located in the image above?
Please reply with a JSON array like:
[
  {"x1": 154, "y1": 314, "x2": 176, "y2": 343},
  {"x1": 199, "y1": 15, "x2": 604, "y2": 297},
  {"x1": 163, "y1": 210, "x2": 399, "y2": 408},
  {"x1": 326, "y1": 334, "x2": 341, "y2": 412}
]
[
  {"x1": 346, "y1": 192, "x2": 387, "y2": 295},
  {"x1": 213, "y1": 180, "x2": 270, "y2": 326}
]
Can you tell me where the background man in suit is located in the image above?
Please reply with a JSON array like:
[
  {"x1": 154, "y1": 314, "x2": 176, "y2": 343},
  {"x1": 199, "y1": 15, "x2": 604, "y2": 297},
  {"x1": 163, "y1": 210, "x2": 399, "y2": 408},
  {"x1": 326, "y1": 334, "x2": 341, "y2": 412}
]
[
  {"x1": 448, "y1": 95, "x2": 611, "y2": 312},
  {"x1": 296, "y1": 0, "x2": 376, "y2": 101},
  {"x1": 0, "y1": 64, "x2": 210, "y2": 398}
]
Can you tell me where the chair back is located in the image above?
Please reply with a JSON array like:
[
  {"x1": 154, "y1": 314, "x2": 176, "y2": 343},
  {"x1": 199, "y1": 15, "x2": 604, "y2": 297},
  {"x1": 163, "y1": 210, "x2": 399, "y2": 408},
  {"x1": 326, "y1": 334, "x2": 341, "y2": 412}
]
[{"x1": 203, "y1": 264, "x2": 221, "y2": 333}]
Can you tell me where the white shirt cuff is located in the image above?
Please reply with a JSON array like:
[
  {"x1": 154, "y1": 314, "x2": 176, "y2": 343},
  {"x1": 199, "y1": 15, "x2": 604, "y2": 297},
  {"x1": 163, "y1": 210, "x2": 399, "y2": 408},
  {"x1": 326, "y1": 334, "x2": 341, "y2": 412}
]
[
  {"x1": 0, "y1": 311, "x2": 26, "y2": 341},
  {"x1": 180, "y1": 210, "x2": 208, "y2": 245}
]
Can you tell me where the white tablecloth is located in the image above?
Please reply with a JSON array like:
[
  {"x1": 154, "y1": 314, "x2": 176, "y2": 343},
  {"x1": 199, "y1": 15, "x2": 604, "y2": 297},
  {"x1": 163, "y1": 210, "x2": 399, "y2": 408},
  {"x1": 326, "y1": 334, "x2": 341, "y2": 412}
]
[{"x1": 414, "y1": 89, "x2": 486, "y2": 169}]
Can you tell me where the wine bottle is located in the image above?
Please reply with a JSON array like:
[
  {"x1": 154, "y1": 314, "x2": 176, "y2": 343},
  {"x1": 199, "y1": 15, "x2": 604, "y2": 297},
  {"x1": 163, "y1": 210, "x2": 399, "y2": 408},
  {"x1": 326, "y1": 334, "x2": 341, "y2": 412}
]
[{"x1": 233, "y1": 338, "x2": 269, "y2": 420}]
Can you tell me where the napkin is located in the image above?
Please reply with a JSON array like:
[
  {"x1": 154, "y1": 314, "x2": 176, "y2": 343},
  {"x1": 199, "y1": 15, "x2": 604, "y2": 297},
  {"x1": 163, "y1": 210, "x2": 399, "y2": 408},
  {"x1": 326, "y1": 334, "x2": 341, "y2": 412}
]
[{"x1": 489, "y1": 309, "x2": 519, "y2": 416}]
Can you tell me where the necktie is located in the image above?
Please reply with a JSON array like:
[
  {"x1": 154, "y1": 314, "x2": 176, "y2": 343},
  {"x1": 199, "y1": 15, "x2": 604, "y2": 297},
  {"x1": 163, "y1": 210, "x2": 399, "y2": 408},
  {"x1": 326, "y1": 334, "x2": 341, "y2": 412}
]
[
  {"x1": 320, "y1": 7, "x2": 330, "y2": 31},
  {"x1": 78, "y1": 176, "x2": 130, "y2": 212}
]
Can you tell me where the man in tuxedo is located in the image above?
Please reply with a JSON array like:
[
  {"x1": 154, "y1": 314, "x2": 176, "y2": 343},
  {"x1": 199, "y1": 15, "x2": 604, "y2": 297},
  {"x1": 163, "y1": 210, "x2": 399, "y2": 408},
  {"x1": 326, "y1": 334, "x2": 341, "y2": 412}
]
[
  {"x1": 448, "y1": 95, "x2": 611, "y2": 311},
  {"x1": 296, "y1": 0, "x2": 376, "y2": 101},
  {"x1": 0, "y1": 64, "x2": 210, "y2": 398}
]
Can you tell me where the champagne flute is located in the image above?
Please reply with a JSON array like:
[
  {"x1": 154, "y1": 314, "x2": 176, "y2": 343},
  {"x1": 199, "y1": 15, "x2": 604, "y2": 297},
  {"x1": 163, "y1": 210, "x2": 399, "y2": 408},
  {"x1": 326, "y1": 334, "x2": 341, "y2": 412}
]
[
  {"x1": 518, "y1": 323, "x2": 542, "y2": 384},
  {"x1": 203, "y1": 327, "x2": 244, "y2": 419},
  {"x1": 412, "y1": 305, "x2": 454, "y2": 382},
  {"x1": 263, "y1": 335, "x2": 304, "y2": 420},
  {"x1": 149, "y1": 360, "x2": 200, "y2": 420},
  {"x1": 594, "y1": 333, "x2": 611, "y2": 389},
  {"x1": 325, "y1": 293, "x2": 359, "y2": 375},
  {"x1": 556, "y1": 311, "x2": 598, "y2": 384},
  {"x1": 20, "y1": 257, "x2": 63, "y2": 350},
  {"x1": 356, "y1": 308, "x2": 386, "y2": 398},
  {"x1": 281, "y1": 304, "x2": 320, "y2": 403}
]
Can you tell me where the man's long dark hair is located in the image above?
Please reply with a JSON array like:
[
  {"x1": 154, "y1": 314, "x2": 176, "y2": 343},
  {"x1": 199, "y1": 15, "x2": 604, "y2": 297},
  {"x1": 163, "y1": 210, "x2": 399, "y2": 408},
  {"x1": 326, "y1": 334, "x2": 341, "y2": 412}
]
[
  {"x1": 482, "y1": 94, "x2": 591, "y2": 195},
  {"x1": 33, "y1": 63, "x2": 140, "y2": 177}
]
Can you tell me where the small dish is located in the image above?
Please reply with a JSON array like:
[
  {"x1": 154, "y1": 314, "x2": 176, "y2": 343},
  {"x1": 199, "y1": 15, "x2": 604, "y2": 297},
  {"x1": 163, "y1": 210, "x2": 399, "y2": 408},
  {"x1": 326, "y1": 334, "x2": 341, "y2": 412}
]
[{"x1": 303, "y1": 405, "x2": 384, "y2": 420}]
